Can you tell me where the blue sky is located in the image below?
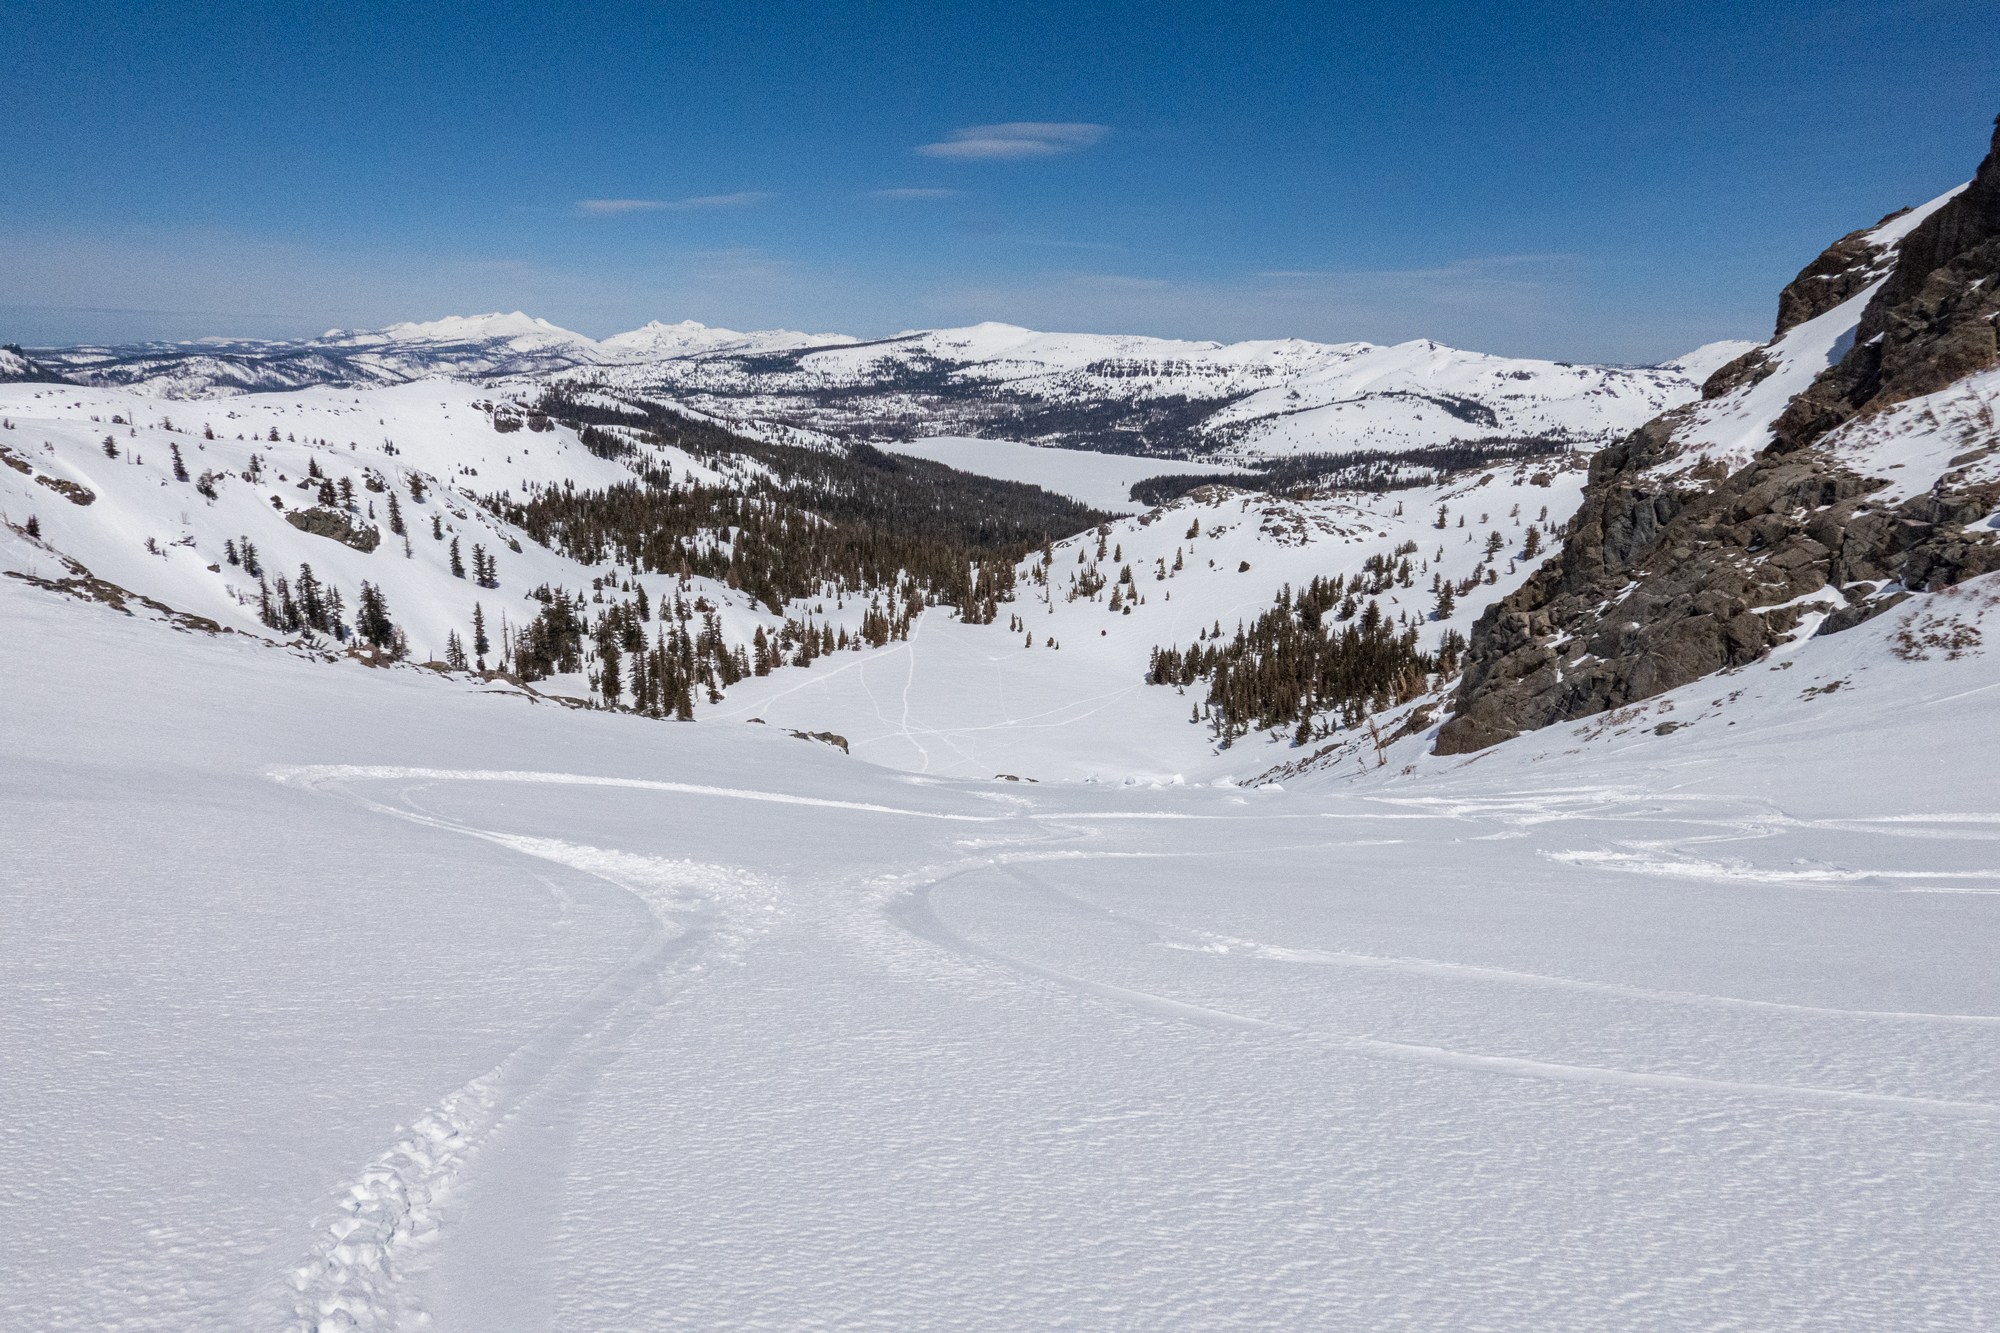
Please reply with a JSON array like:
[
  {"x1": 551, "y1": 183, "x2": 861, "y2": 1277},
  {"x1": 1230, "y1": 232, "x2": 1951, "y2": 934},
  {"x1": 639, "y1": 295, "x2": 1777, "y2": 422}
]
[{"x1": 2, "y1": 0, "x2": 1994, "y2": 360}]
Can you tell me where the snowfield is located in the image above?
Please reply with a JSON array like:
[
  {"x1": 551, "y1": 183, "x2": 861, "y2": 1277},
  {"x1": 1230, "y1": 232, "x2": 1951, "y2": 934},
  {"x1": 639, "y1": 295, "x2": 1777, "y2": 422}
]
[
  {"x1": 877, "y1": 434, "x2": 1250, "y2": 513},
  {"x1": 4, "y1": 533, "x2": 1997, "y2": 1330}
]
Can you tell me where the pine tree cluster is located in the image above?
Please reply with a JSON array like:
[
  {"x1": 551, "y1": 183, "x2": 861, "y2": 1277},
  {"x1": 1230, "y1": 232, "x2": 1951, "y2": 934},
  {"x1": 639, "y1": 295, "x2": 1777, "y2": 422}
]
[
  {"x1": 489, "y1": 392, "x2": 1100, "y2": 624},
  {"x1": 1128, "y1": 438, "x2": 1573, "y2": 507},
  {"x1": 1146, "y1": 575, "x2": 1467, "y2": 745}
]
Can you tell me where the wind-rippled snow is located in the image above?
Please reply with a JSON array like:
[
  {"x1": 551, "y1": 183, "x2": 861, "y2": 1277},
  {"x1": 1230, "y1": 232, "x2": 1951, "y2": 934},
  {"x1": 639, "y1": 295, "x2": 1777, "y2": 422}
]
[{"x1": 2, "y1": 561, "x2": 1997, "y2": 1331}]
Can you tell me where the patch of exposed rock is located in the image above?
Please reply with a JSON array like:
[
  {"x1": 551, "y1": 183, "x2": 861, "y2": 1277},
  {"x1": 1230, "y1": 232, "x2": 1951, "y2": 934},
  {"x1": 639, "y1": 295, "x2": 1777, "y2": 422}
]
[
  {"x1": 1436, "y1": 116, "x2": 2000, "y2": 756},
  {"x1": 1770, "y1": 213, "x2": 1906, "y2": 337},
  {"x1": 284, "y1": 505, "x2": 381, "y2": 552},
  {"x1": 1773, "y1": 117, "x2": 2000, "y2": 451}
]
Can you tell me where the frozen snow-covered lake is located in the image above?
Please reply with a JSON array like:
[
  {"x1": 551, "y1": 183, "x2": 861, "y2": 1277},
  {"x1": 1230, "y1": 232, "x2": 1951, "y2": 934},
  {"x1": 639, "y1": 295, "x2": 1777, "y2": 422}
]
[{"x1": 880, "y1": 435, "x2": 1250, "y2": 513}]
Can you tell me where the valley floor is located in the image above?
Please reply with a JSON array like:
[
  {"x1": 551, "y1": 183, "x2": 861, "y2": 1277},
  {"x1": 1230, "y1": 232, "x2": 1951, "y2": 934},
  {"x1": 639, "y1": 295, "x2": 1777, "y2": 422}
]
[{"x1": 3, "y1": 571, "x2": 1997, "y2": 1331}]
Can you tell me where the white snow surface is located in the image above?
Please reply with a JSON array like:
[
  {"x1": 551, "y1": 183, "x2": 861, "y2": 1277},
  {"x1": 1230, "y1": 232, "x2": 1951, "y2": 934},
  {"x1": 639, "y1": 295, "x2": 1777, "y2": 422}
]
[
  {"x1": 4, "y1": 532, "x2": 1998, "y2": 1332},
  {"x1": 878, "y1": 435, "x2": 1250, "y2": 512},
  {"x1": 0, "y1": 380, "x2": 798, "y2": 669}
]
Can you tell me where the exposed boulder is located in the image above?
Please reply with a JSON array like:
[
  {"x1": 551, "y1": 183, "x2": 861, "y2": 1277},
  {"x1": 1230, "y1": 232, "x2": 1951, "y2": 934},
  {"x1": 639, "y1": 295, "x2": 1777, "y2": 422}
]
[
  {"x1": 284, "y1": 506, "x2": 381, "y2": 552},
  {"x1": 35, "y1": 475, "x2": 96, "y2": 506},
  {"x1": 1700, "y1": 347, "x2": 1775, "y2": 400}
]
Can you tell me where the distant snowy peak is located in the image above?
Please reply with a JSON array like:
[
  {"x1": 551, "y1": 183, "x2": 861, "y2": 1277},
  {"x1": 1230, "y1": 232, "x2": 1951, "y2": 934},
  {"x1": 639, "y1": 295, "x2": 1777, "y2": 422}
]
[
  {"x1": 596, "y1": 319, "x2": 856, "y2": 361},
  {"x1": 327, "y1": 311, "x2": 596, "y2": 351}
]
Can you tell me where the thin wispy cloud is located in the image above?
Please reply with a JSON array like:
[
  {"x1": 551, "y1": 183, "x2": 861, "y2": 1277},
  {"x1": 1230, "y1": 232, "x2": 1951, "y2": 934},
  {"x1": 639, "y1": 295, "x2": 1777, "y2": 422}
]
[
  {"x1": 915, "y1": 122, "x2": 1108, "y2": 160},
  {"x1": 866, "y1": 187, "x2": 962, "y2": 200},
  {"x1": 575, "y1": 192, "x2": 775, "y2": 217}
]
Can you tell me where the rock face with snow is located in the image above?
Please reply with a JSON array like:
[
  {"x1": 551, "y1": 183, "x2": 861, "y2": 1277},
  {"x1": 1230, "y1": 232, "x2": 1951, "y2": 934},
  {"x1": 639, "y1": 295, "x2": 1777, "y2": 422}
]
[
  {"x1": 0, "y1": 344, "x2": 69, "y2": 384},
  {"x1": 1437, "y1": 119, "x2": 2000, "y2": 755}
]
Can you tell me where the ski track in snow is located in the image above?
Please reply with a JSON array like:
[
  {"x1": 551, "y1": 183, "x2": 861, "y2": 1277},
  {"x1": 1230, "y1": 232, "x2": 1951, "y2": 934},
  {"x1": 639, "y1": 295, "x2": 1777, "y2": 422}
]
[
  {"x1": 270, "y1": 764, "x2": 1010, "y2": 822},
  {"x1": 214, "y1": 759, "x2": 2000, "y2": 1325},
  {"x1": 882, "y1": 856, "x2": 2000, "y2": 1122},
  {"x1": 1008, "y1": 870, "x2": 2000, "y2": 1029},
  {"x1": 269, "y1": 770, "x2": 775, "y2": 1332}
]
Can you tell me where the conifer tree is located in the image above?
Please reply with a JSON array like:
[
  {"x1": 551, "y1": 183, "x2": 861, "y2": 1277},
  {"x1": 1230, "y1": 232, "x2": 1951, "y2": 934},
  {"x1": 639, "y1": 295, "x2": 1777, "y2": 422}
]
[
  {"x1": 102, "y1": 436, "x2": 118, "y2": 459},
  {"x1": 449, "y1": 536, "x2": 465, "y2": 578},
  {"x1": 387, "y1": 492, "x2": 405, "y2": 536},
  {"x1": 599, "y1": 642, "x2": 622, "y2": 706},
  {"x1": 472, "y1": 603, "x2": 490, "y2": 661},
  {"x1": 170, "y1": 444, "x2": 189, "y2": 482},
  {"x1": 356, "y1": 581, "x2": 394, "y2": 650},
  {"x1": 295, "y1": 565, "x2": 327, "y2": 633}
]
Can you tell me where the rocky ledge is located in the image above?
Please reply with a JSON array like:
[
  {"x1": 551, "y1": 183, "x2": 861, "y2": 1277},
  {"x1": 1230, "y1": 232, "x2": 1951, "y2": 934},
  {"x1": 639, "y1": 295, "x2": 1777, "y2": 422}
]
[{"x1": 1436, "y1": 114, "x2": 2000, "y2": 755}]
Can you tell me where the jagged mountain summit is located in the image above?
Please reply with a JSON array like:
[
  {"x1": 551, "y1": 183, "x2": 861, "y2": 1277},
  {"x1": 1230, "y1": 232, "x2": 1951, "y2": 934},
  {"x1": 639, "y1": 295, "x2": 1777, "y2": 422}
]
[{"x1": 25, "y1": 314, "x2": 1745, "y2": 461}]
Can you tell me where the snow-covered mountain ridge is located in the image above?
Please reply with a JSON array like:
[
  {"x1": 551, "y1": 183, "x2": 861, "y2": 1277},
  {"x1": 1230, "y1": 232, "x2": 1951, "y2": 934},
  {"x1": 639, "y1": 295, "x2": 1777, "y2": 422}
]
[{"x1": 20, "y1": 312, "x2": 1746, "y2": 462}]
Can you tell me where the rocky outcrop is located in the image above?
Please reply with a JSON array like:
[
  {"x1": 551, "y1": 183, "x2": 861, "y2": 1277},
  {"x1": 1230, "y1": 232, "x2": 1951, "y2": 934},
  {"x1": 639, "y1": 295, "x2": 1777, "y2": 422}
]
[
  {"x1": 35, "y1": 475, "x2": 96, "y2": 506},
  {"x1": 1435, "y1": 115, "x2": 2000, "y2": 756},
  {"x1": 1773, "y1": 116, "x2": 2000, "y2": 451},
  {"x1": 1699, "y1": 347, "x2": 1775, "y2": 400},
  {"x1": 0, "y1": 344, "x2": 71, "y2": 385},
  {"x1": 1770, "y1": 214, "x2": 1906, "y2": 336},
  {"x1": 285, "y1": 506, "x2": 381, "y2": 552},
  {"x1": 1434, "y1": 434, "x2": 1999, "y2": 754}
]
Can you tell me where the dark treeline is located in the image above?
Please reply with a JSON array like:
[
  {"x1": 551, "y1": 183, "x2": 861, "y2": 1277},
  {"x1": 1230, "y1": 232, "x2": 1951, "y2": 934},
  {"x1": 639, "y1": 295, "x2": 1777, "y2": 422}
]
[
  {"x1": 461, "y1": 390, "x2": 1111, "y2": 696},
  {"x1": 1147, "y1": 575, "x2": 1466, "y2": 746},
  {"x1": 496, "y1": 391, "x2": 1105, "y2": 628},
  {"x1": 1129, "y1": 437, "x2": 1575, "y2": 507}
]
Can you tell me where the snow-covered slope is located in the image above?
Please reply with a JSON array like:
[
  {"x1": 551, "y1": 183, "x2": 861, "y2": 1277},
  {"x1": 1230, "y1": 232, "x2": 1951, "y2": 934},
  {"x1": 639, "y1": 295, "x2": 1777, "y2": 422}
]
[
  {"x1": 5, "y1": 528, "x2": 1996, "y2": 1331},
  {"x1": 597, "y1": 318, "x2": 858, "y2": 360},
  {"x1": 0, "y1": 380, "x2": 796, "y2": 680},
  {"x1": 717, "y1": 458, "x2": 1587, "y2": 781}
]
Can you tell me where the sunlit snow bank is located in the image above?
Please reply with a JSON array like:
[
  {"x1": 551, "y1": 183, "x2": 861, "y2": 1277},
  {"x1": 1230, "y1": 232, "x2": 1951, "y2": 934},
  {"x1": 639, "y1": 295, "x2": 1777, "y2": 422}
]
[{"x1": 4, "y1": 549, "x2": 1998, "y2": 1331}]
